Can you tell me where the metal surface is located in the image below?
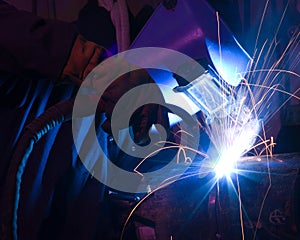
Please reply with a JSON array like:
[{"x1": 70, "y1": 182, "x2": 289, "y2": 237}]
[{"x1": 123, "y1": 153, "x2": 300, "y2": 240}]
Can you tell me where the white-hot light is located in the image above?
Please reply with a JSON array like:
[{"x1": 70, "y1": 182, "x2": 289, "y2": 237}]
[
  {"x1": 213, "y1": 111, "x2": 261, "y2": 179},
  {"x1": 214, "y1": 151, "x2": 235, "y2": 179}
]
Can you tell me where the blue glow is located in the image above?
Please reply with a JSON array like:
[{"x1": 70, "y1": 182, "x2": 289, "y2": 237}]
[
  {"x1": 213, "y1": 117, "x2": 261, "y2": 179},
  {"x1": 206, "y1": 38, "x2": 251, "y2": 86},
  {"x1": 147, "y1": 69, "x2": 200, "y2": 126},
  {"x1": 174, "y1": 72, "x2": 235, "y2": 124}
]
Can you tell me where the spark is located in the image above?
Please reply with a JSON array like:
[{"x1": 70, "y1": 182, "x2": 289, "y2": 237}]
[
  {"x1": 202, "y1": 1, "x2": 299, "y2": 239},
  {"x1": 120, "y1": 1, "x2": 299, "y2": 239}
]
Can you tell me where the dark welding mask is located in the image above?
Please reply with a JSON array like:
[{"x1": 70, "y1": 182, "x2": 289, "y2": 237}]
[{"x1": 129, "y1": 0, "x2": 251, "y2": 125}]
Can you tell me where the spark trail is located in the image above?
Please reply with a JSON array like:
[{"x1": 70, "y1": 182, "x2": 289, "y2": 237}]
[{"x1": 120, "y1": 1, "x2": 299, "y2": 239}]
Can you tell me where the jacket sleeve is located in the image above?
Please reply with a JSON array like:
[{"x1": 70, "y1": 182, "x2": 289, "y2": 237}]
[{"x1": 0, "y1": 0, "x2": 78, "y2": 79}]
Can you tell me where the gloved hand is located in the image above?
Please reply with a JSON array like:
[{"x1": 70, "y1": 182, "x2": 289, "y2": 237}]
[
  {"x1": 61, "y1": 34, "x2": 108, "y2": 85},
  {"x1": 97, "y1": 68, "x2": 170, "y2": 145},
  {"x1": 62, "y1": 35, "x2": 169, "y2": 145}
]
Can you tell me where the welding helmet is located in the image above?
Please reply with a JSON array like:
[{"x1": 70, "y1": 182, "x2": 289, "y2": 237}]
[{"x1": 130, "y1": 0, "x2": 251, "y2": 87}]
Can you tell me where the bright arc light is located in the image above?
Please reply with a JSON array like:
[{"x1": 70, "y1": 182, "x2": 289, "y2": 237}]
[
  {"x1": 213, "y1": 117, "x2": 261, "y2": 179},
  {"x1": 214, "y1": 162, "x2": 234, "y2": 179},
  {"x1": 214, "y1": 151, "x2": 236, "y2": 179}
]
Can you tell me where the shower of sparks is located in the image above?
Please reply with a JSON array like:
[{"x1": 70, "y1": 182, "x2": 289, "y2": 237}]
[
  {"x1": 120, "y1": 1, "x2": 299, "y2": 240},
  {"x1": 202, "y1": 2, "x2": 299, "y2": 239},
  {"x1": 206, "y1": 2, "x2": 299, "y2": 239}
]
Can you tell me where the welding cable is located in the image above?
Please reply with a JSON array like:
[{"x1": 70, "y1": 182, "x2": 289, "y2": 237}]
[{"x1": 1, "y1": 99, "x2": 74, "y2": 240}]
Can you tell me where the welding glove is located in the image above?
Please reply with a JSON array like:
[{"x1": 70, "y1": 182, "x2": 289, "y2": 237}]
[
  {"x1": 62, "y1": 35, "x2": 169, "y2": 145},
  {"x1": 95, "y1": 68, "x2": 170, "y2": 146},
  {"x1": 61, "y1": 35, "x2": 108, "y2": 86}
]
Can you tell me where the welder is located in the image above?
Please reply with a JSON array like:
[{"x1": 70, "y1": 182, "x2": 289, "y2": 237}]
[
  {"x1": 0, "y1": 1, "x2": 175, "y2": 239},
  {"x1": 0, "y1": 0, "x2": 299, "y2": 240}
]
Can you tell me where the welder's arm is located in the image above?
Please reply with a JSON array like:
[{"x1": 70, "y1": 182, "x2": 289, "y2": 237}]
[
  {"x1": 0, "y1": 0, "x2": 107, "y2": 83},
  {"x1": 0, "y1": 0, "x2": 169, "y2": 144}
]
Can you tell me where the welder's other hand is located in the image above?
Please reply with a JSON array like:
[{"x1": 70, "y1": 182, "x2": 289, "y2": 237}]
[
  {"x1": 98, "y1": 69, "x2": 170, "y2": 146},
  {"x1": 61, "y1": 35, "x2": 108, "y2": 85}
]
